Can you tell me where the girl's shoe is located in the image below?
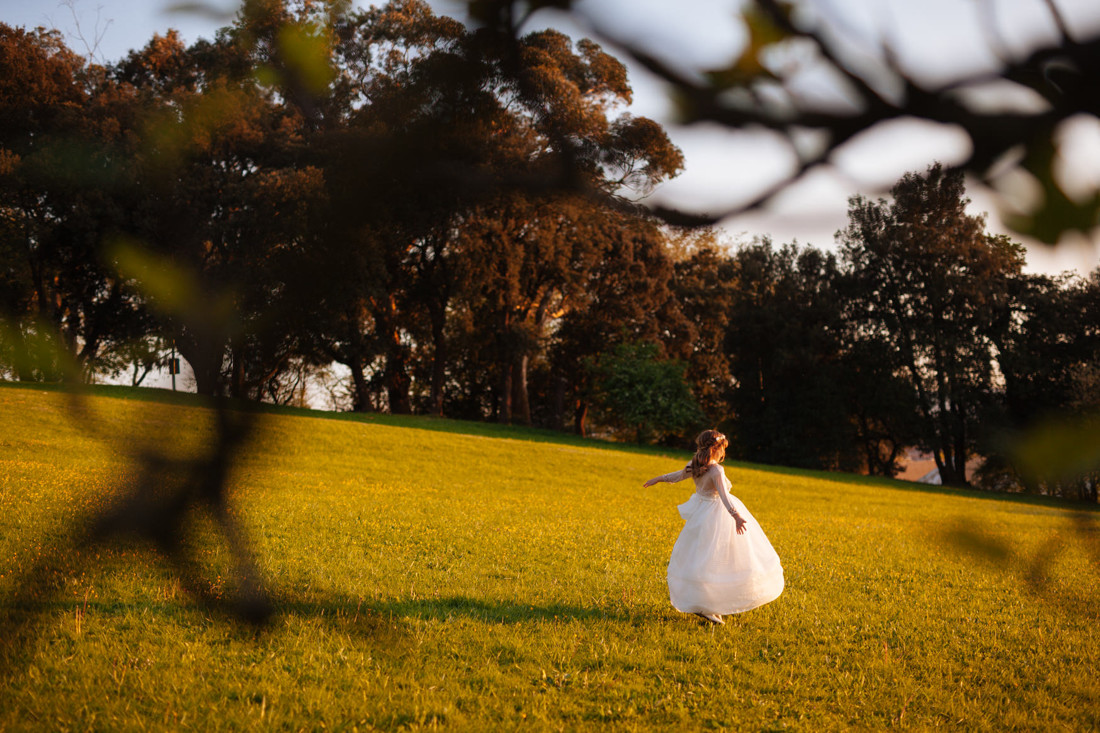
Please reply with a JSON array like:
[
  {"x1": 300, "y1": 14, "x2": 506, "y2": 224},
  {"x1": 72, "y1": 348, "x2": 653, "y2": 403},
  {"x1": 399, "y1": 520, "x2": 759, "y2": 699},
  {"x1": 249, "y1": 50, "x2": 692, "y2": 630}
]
[{"x1": 693, "y1": 612, "x2": 724, "y2": 625}]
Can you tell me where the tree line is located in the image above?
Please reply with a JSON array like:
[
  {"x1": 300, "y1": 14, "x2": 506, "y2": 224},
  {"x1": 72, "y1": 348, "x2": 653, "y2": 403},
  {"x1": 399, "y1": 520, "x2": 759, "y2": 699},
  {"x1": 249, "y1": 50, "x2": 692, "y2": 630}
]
[{"x1": 0, "y1": 1, "x2": 1096, "y2": 499}]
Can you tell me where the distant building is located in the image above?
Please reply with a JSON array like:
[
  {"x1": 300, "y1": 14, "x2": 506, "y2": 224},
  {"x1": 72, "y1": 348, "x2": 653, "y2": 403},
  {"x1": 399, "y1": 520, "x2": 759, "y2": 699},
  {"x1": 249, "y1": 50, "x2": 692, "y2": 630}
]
[{"x1": 897, "y1": 449, "x2": 981, "y2": 485}]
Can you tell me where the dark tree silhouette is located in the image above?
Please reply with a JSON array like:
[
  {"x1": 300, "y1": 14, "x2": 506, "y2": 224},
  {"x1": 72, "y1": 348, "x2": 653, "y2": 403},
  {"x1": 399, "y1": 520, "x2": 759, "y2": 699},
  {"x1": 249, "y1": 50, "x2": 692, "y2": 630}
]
[
  {"x1": 723, "y1": 240, "x2": 857, "y2": 471},
  {"x1": 838, "y1": 164, "x2": 1026, "y2": 486}
]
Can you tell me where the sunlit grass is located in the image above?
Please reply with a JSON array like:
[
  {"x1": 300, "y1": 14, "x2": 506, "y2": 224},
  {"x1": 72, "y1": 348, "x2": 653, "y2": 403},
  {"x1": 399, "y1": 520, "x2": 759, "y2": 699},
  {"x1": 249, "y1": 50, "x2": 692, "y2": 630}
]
[{"x1": 1, "y1": 382, "x2": 1098, "y2": 730}]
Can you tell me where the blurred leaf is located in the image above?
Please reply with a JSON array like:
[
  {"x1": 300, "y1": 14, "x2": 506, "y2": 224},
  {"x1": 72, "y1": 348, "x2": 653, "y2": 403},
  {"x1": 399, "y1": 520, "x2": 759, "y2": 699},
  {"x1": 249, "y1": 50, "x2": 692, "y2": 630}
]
[
  {"x1": 704, "y1": 7, "x2": 787, "y2": 89},
  {"x1": 164, "y1": 2, "x2": 238, "y2": 22},
  {"x1": 277, "y1": 22, "x2": 335, "y2": 95},
  {"x1": 1013, "y1": 415, "x2": 1100, "y2": 482},
  {"x1": 1003, "y1": 137, "x2": 1100, "y2": 244},
  {"x1": 253, "y1": 64, "x2": 280, "y2": 89},
  {"x1": 141, "y1": 86, "x2": 253, "y2": 170},
  {"x1": 110, "y1": 239, "x2": 237, "y2": 327}
]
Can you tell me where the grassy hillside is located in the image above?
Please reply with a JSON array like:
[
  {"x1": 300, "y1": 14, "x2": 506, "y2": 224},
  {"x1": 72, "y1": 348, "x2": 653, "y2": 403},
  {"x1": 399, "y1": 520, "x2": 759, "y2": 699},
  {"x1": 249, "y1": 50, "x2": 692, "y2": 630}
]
[{"x1": 1, "y1": 383, "x2": 1097, "y2": 730}]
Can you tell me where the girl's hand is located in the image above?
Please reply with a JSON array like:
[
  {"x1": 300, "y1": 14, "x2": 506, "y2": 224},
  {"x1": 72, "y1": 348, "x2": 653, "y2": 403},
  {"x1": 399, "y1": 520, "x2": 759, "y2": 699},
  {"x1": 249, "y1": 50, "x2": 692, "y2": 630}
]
[
  {"x1": 733, "y1": 513, "x2": 747, "y2": 535},
  {"x1": 643, "y1": 478, "x2": 658, "y2": 487}
]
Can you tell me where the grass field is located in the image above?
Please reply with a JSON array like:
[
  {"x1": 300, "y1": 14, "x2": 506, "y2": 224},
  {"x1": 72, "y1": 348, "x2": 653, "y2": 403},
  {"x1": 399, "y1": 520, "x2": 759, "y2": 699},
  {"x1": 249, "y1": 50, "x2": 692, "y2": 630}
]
[{"x1": 1, "y1": 382, "x2": 1098, "y2": 731}]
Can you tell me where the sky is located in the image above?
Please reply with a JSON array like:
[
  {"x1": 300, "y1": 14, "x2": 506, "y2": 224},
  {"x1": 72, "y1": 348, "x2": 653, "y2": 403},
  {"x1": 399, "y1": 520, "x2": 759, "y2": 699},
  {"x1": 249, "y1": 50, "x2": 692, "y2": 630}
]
[{"x1": 3, "y1": 0, "x2": 1100, "y2": 276}]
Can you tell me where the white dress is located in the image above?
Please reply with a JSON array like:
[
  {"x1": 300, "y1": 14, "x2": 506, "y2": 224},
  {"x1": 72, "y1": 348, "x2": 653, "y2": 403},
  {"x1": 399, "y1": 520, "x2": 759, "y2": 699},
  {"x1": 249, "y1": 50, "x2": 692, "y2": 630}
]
[{"x1": 657, "y1": 463, "x2": 784, "y2": 615}]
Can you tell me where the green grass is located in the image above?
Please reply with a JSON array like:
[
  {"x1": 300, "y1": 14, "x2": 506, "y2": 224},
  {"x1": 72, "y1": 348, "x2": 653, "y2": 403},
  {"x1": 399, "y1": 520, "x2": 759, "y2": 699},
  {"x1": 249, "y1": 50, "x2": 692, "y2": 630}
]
[{"x1": 1, "y1": 382, "x2": 1098, "y2": 731}]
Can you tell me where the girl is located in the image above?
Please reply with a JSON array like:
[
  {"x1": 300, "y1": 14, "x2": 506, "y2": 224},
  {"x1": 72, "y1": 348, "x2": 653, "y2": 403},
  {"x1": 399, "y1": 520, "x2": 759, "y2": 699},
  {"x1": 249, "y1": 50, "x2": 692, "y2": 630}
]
[{"x1": 644, "y1": 430, "x2": 784, "y2": 625}]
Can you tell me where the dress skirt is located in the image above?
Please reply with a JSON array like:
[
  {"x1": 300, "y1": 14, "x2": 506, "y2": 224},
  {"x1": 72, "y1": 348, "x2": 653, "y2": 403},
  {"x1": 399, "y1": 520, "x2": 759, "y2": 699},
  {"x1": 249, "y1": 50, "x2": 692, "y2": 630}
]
[{"x1": 667, "y1": 493, "x2": 784, "y2": 615}]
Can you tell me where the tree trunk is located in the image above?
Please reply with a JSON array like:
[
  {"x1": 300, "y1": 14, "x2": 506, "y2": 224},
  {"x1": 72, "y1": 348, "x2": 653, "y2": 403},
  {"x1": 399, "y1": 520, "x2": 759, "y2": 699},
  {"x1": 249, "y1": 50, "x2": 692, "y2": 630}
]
[
  {"x1": 574, "y1": 399, "x2": 588, "y2": 437},
  {"x1": 551, "y1": 376, "x2": 565, "y2": 431},
  {"x1": 952, "y1": 404, "x2": 968, "y2": 486},
  {"x1": 428, "y1": 308, "x2": 447, "y2": 416},
  {"x1": 384, "y1": 346, "x2": 411, "y2": 414},
  {"x1": 429, "y1": 348, "x2": 446, "y2": 416},
  {"x1": 931, "y1": 447, "x2": 947, "y2": 483},
  {"x1": 175, "y1": 333, "x2": 222, "y2": 397},
  {"x1": 380, "y1": 295, "x2": 411, "y2": 415},
  {"x1": 513, "y1": 353, "x2": 531, "y2": 426},
  {"x1": 131, "y1": 362, "x2": 151, "y2": 387},
  {"x1": 193, "y1": 364, "x2": 221, "y2": 396},
  {"x1": 882, "y1": 440, "x2": 901, "y2": 478},
  {"x1": 229, "y1": 340, "x2": 246, "y2": 399},
  {"x1": 930, "y1": 327, "x2": 967, "y2": 487},
  {"x1": 498, "y1": 359, "x2": 512, "y2": 424},
  {"x1": 76, "y1": 334, "x2": 102, "y2": 380},
  {"x1": 9, "y1": 325, "x2": 34, "y2": 382},
  {"x1": 348, "y1": 359, "x2": 371, "y2": 412},
  {"x1": 937, "y1": 447, "x2": 965, "y2": 486},
  {"x1": 342, "y1": 312, "x2": 372, "y2": 412}
]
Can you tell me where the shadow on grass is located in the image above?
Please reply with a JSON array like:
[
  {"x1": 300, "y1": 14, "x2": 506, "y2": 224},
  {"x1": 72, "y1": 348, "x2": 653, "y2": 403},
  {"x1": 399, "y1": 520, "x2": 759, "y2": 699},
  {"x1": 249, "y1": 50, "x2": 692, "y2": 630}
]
[
  {"x1": 275, "y1": 592, "x2": 630, "y2": 626},
  {"x1": 7, "y1": 573, "x2": 633, "y2": 663},
  {"x1": 1, "y1": 590, "x2": 630, "y2": 667},
  {"x1": 942, "y1": 509, "x2": 1100, "y2": 619}
]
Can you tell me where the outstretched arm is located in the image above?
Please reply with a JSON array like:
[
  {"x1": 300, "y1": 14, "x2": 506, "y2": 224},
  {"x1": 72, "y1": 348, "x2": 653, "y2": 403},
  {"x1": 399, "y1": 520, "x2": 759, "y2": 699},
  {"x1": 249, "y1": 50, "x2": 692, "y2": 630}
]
[
  {"x1": 642, "y1": 466, "x2": 690, "y2": 487},
  {"x1": 713, "y1": 469, "x2": 748, "y2": 535}
]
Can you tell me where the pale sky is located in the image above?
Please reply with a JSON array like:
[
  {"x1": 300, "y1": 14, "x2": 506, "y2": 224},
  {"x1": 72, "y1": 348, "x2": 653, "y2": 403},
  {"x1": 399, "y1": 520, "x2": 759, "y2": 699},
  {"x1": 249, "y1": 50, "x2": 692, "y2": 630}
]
[{"x1": 3, "y1": 0, "x2": 1100, "y2": 275}]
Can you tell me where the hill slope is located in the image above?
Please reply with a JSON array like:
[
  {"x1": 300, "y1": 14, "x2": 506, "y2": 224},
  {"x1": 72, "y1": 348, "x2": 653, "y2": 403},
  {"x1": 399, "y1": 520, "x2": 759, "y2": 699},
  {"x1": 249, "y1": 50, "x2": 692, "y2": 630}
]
[{"x1": 1, "y1": 383, "x2": 1097, "y2": 730}]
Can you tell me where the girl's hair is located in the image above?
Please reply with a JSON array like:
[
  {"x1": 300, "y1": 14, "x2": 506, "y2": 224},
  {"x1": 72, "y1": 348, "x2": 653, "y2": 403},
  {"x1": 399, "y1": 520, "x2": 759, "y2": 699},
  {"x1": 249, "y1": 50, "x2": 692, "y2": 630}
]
[{"x1": 688, "y1": 430, "x2": 728, "y2": 478}]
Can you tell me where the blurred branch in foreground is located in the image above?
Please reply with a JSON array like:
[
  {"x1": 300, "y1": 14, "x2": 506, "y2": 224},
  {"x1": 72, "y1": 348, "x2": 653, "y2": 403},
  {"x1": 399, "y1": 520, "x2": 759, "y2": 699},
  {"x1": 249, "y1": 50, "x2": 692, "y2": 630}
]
[
  {"x1": 466, "y1": 0, "x2": 1100, "y2": 245},
  {"x1": 1, "y1": 246, "x2": 270, "y2": 675}
]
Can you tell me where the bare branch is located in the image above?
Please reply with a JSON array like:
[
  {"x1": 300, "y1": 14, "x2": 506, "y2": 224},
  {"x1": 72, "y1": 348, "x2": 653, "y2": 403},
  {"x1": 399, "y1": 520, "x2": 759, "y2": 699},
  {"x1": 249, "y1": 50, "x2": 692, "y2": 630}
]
[{"x1": 60, "y1": 0, "x2": 113, "y2": 64}]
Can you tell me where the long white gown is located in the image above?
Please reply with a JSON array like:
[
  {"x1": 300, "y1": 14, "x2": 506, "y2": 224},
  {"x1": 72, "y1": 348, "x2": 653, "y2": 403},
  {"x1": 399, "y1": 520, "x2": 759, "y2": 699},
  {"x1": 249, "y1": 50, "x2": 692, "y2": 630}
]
[{"x1": 657, "y1": 463, "x2": 784, "y2": 615}]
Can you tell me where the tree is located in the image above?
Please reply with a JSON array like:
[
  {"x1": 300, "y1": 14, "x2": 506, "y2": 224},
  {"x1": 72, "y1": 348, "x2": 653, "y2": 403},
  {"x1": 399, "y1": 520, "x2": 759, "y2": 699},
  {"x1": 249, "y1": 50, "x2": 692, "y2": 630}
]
[
  {"x1": 455, "y1": 27, "x2": 682, "y2": 424},
  {"x1": 459, "y1": 192, "x2": 597, "y2": 424},
  {"x1": 2, "y1": 1, "x2": 692, "y2": 433},
  {"x1": 0, "y1": 24, "x2": 149, "y2": 381},
  {"x1": 550, "y1": 213, "x2": 692, "y2": 435},
  {"x1": 307, "y1": 0, "x2": 473, "y2": 413},
  {"x1": 94, "y1": 334, "x2": 167, "y2": 387},
  {"x1": 723, "y1": 240, "x2": 858, "y2": 471},
  {"x1": 670, "y1": 237, "x2": 737, "y2": 425},
  {"x1": 991, "y1": 273, "x2": 1094, "y2": 425},
  {"x1": 109, "y1": 21, "x2": 328, "y2": 398},
  {"x1": 589, "y1": 341, "x2": 701, "y2": 443},
  {"x1": 837, "y1": 335, "x2": 921, "y2": 478},
  {"x1": 974, "y1": 269, "x2": 1100, "y2": 499},
  {"x1": 307, "y1": 2, "x2": 683, "y2": 419},
  {"x1": 838, "y1": 164, "x2": 1026, "y2": 486}
]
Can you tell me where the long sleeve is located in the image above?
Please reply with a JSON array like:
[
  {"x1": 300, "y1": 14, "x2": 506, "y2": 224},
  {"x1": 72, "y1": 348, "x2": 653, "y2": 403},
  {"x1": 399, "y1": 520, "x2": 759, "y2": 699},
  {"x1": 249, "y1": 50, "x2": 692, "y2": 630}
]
[
  {"x1": 710, "y1": 466, "x2": 739, "y2": 516},
  {"x1": 653, "y1": 466, "x2": 690, "y2": 484}
]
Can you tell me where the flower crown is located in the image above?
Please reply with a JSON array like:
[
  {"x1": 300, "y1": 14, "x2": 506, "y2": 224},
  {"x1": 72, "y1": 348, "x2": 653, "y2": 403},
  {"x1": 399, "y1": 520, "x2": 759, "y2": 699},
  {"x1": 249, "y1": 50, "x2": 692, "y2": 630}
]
[{"x1": 702, "y1": 432, "x2": 727, "y2": 448}]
